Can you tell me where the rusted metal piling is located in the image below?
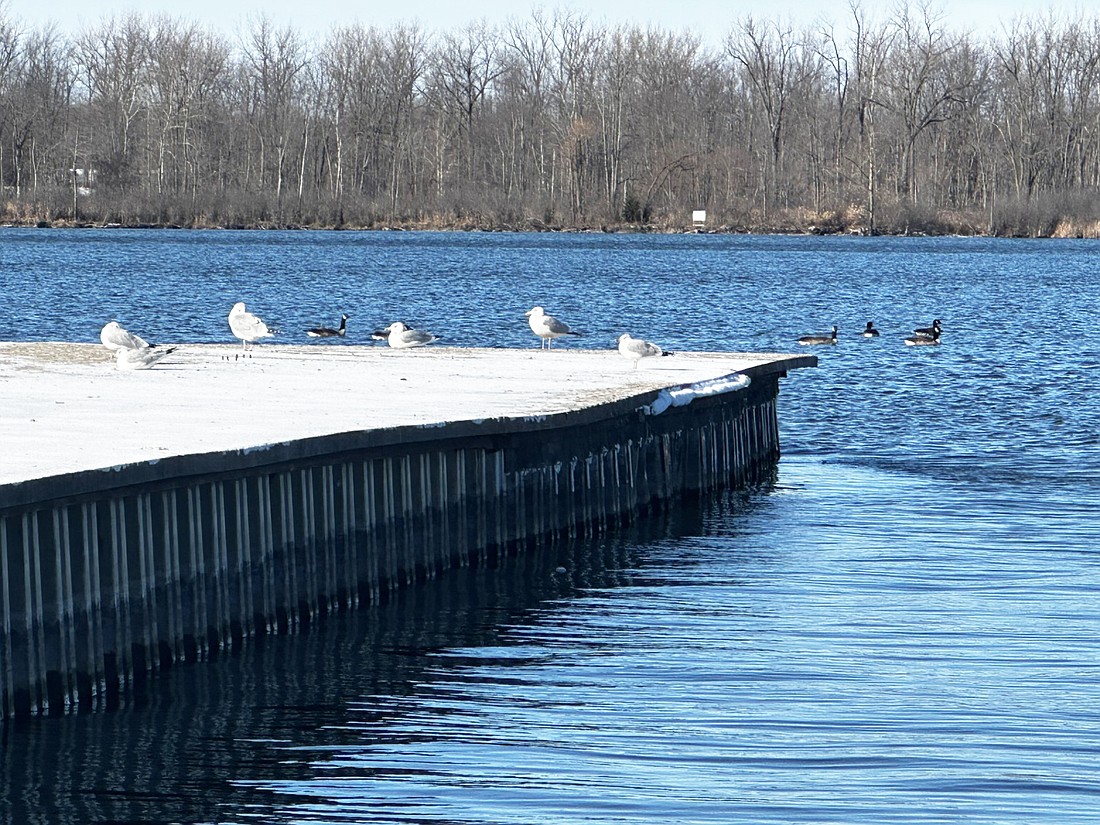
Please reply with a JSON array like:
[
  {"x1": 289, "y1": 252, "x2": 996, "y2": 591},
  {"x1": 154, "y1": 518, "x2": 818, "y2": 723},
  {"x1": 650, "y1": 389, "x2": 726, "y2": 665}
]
[{"x1": 0, "y1": 345, "x2": 813, "y2": 718}]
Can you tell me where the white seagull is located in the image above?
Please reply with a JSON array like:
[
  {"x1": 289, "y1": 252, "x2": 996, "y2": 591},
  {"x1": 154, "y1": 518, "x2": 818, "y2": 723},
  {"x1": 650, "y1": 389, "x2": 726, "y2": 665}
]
[
  {"x1": 100, "y1": 321, "x2": 152, "y2": 351},
  {"x1": 115, "y1": 345, "x2": 178, "y2": 370},
  {"x1": 526, "y1": 306, "x2": 581, "y2": 349},
  {"x1": 377, "y1": 321, "x2": 439, "y2": 349},
  {"x1": 617, "y1": 333, "x2": 671, "y2": 369},
  {"x1": 228, "y1": 302, "x2": 276, "y2": 350}
]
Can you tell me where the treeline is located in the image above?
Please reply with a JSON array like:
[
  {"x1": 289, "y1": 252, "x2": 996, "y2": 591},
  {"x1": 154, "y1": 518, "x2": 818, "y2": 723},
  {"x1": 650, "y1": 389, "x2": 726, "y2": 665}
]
[{"x1": 4, "y1": 2, "x2": 1100, "y2": 235}]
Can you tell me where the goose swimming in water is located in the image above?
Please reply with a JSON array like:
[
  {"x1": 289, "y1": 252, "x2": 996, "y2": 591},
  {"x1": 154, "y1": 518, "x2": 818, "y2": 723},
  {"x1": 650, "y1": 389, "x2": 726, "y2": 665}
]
[
  {"x1": 617, "y1": 333, "x2": 672, "y2": 369},
  {"x1": 306, "y1": 314, "x2": 348, "y2": 338},
  {"x1": 376, "y1": 321, "x2": 439, "y2": 349},
  {"x1": 228, "y1": 302, "x2": 276, "y2": 350},
  {"x1": 526, "y1": 306, "x2": 582, "y2": 349},
  {"x1": 905, "y1": 328, "x2": 941, "y2": 346},
  {"x1": 914, "y1": 319, "x2": 942, "y2": 337},
  {"x1": 862, "y1": 321, "x2": 880, "y2": 337},
  {"x1": 798, "y1": 325, "x2": 838, "y2": 345}
]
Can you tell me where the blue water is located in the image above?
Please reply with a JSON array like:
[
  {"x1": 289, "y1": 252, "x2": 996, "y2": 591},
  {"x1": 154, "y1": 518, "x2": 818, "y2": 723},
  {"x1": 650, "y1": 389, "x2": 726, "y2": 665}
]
[{"x1": 2, "y1": 229, "x2": 1100, "y2": 823}]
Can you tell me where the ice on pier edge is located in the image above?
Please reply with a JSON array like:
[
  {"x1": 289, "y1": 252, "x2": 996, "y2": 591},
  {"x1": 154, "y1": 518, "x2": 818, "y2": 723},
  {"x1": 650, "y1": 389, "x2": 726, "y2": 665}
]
[{"x1": 644, "y1": 374, "x2": 752, "y2": 416}]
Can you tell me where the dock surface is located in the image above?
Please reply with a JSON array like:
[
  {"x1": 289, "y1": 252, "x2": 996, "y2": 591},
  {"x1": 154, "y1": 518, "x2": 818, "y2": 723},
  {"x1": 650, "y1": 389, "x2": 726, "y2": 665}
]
[{"x1": 0, "y1": 343, "x2": 813, "y2": 492}]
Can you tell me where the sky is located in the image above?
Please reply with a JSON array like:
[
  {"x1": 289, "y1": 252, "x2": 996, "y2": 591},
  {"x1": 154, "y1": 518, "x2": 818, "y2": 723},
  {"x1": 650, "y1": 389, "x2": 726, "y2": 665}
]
[{"x1": 6, "y1": 0, "x2": 1071, "y2": 45}]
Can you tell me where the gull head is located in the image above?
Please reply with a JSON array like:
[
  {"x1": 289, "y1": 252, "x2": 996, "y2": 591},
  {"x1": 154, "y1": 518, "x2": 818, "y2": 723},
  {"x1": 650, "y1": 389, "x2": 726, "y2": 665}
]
[{"x1": 525, "y1": 306, "x2": 544, "y2": 318}]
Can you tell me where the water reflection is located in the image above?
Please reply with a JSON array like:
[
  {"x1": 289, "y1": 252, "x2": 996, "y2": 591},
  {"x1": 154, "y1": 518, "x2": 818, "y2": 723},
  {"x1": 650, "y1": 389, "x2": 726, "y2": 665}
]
[{"x1": 0, "y1": 487, "x2": 771, "y2": 825}]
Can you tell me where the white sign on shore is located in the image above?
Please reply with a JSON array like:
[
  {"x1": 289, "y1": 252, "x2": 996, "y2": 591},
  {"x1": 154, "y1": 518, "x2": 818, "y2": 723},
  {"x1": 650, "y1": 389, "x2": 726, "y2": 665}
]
[{"x1": 692, "y1": 210, "x2": 706, "y2": 226}]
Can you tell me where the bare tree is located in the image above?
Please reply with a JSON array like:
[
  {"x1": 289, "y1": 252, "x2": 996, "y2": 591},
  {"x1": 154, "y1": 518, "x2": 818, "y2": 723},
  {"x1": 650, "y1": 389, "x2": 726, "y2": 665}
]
[
  {"x1": 727, "y1": 16, "x2": 818, "y2": 218},
  {"x1": 429, "y1": 20, "x2": 503, "y2": 189},
  {"x1": 7, "y1": 25, "x2": 74, "y2": 202},
  {"x1": 849, "y1": 2, "x2": 894, "y2": 233},
  {"x1": 883, "y1": 1, "x2": 972, "y2": 202},
  {"x1": 238, "y1": 15, "x2": 310, "y2": 208},
  {"x1": 72, "y1": 14, "x2": 149, "y2": 195},
  {"x1": 145, "y1": 17, "x2": 229, "y2": 208}
]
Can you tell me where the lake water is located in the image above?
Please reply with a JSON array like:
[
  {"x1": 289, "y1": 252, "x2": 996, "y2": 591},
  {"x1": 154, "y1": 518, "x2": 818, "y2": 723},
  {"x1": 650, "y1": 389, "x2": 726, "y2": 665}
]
[{"x1": 2, "y1": 229, "x2": 1099, "y2": 823}]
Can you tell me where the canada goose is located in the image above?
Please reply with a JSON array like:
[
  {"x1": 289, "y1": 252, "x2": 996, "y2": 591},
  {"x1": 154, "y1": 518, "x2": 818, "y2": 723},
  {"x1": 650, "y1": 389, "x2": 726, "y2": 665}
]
[
  {"x1": 862, "y1": 321, "x2": 880, "y2": 337},
  {"x1": 905, "y1": 329, "x2": 941, "y2": 346},
  {"x1": 914, "y1": 319, "x2": 942, "y2": 337},
  {"x1": 798, "y1": 325, "x2": 838, "y2": 345},
  {"x1": 375, "y1": 321, "x2": 440, "y2": 348},
  {"x1": 617, "y1": 333, "x2": 672, "y2": 369},
  {"x1": 526, "y1": 306, "x2": 582, "y2": 349},
  {"x1": 228, "y1": 302, "x2": 276, "y2": 350},
  {"x1": 306, "y1": 314, "x2": 348, "y2": 338},
  {"x1": 100, "y1": 321, "x2": 153, "y2": 351}
]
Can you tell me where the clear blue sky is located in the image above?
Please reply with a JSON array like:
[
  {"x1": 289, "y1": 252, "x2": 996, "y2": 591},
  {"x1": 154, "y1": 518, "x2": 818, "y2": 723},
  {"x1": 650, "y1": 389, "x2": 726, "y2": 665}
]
[{"x1": 6, "y1": 0, "x2": 1073, "y2": 44}]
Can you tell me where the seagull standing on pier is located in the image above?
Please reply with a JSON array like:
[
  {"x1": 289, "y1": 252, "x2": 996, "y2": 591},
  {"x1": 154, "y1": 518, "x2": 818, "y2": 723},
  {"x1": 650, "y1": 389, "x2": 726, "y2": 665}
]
[
  {"x1": 617, "y1": 333, "x2": 672, "y2": 369},
  {"x1": 228, "y1": 302, "x2": 276, "y2": 351},
  {"x1": 526, "y1": 306, "x2": 581, "y2": 349},
  {"x1": 100, "y1": 321, "x2": 153, "y2": 351},
  {"x1": 376, "y1": 321, "x2": 439, "y2": 349}
]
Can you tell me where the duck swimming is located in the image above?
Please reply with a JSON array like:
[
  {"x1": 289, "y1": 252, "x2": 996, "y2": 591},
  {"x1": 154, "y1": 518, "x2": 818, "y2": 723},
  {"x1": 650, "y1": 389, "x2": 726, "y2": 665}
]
[
  {"x1": 862, "y1": 321, "x2": 880, "y2": 337},
  {"x1": 798, "y1": 325, "x2": 838, "y2": 345}
]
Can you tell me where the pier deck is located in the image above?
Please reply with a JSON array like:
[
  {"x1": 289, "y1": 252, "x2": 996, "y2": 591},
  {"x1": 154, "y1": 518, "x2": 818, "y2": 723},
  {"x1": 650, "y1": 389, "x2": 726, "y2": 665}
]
[{"x1": 0, "y1": 342, "x2": 813, "y2": 500}]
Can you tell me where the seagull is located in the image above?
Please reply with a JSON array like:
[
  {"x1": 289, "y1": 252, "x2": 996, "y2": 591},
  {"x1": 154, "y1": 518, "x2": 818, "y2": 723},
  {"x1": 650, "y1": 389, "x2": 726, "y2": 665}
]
[
  {"x1": 228, "y1": 302, "x2": 276, "y2": 350},
  {"x1": 306, "y1": 314, "x2": 348, "y2": 338},
  {"x1": 617, "y1": 333, "x2": 672, "y2": 369},
  {"x1": 905, "y1": 329, "x2": 941, "y2": 346},
  {"x1": 115, "y1": 345, "x2": 178, "y2": 370},
  {"x1": 914, "y1": 319, "x2": 942, "y2": 337},
  {"x1": 376, "y1": 321, "x2": 439, "y2": 349},
  {"x1": 526, "y1": 306, "x2": 581, "y2": 349},
  {"x1": 797, "y1": 325, "x2": 838, "y2": 345},
  {"x1": 862, "y1": 321, "x2": 880, "y2": 338},
  {"x1": 100, "y1": 321, "x2": 152, "y2": 351}
]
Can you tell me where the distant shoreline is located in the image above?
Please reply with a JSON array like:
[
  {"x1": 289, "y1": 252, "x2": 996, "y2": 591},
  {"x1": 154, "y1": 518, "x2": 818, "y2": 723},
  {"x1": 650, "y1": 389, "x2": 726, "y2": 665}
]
[{"x1": 4, "y1": 218, "x2": 1095, "y2": 239}]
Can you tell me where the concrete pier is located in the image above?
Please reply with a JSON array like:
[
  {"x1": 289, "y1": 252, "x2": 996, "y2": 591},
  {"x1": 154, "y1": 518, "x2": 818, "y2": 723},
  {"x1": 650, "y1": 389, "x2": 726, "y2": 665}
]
[{"x1": 0, "y1": 343, "x2": 814, "y2": 718}]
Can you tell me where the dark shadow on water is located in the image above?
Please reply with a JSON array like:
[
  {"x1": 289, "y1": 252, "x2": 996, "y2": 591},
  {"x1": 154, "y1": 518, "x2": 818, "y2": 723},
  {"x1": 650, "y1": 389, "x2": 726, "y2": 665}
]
[{"x1": 0, "y1": 478, "x2": 776, "y2": 825}]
